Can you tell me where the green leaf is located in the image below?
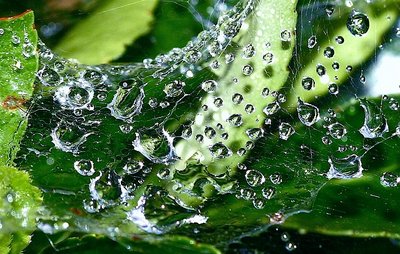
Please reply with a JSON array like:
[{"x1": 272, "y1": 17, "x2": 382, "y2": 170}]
[
  {"x1": 0, "y1": 166, "x2": 42, "y2": 254},
  {"x1": 0, "y1": 11, "x2": 41, "y2": 253},
  {"x1": 282, "y1": 96, "x2": 400, "y2": 238},
  {"x1": 0, "y1": 10, "x2": 38, "y2": 166},
  {"x1": 25, "y1": 232, "x2": 221, "y2": 254},
  {"x1": 286, "y1": 2, "x2": 398, "y2": 106},
  {"x1": 54, "y1": 0, "x2": 158, "y2": 64}
]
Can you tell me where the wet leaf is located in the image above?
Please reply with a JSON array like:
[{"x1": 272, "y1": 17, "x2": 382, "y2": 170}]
[{"x1": 54, "y1": 0, "x2": 158, "y2": 64}]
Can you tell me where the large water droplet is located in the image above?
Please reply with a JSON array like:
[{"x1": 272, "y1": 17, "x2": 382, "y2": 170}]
[
  {"x1": 347, "y1": 11, "x2": 369, "y2": 36},
  {"x1": 359, "y1": 98, "x2": 389, "y2": 139},
  {"x1": 133, "y1": 128, "x2": 176, "y2": 164},
  {"x1": 108, "y1": 79, "x2": 144, "y2": 122},
  {"x1": 327, "y1": 122, "x2": 347, "y2": 139},
  {"x1": 327, "y1": 154, "x2": 363, "y2": 179},
  {"x1": 297, "y1": 98, "x2": 320, "y2": 126},
  {"x1": 279, "y1": 123, "x2": 295, "y2": 140},
  {"x1": 380, "y1": 172, "x2": 399, "y2": 187},
  {"x1": 201, "y1": 80, "x2": 218, "y2": 93}
]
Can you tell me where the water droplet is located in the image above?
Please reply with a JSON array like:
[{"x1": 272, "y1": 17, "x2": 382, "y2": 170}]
[
  {"x1": 327, "y1": 154, "x2": 363, "y2": 179},
  {"x1": 316, "y1": 64, "x2": 326, "y2": 76},
  {"x1": 262, "y1": 87, "x2": 270, "y2": 97},
  {"x1": 123, "y1": 160, "x2": 144, "y2": 175},
  {"x1": 380, "y1": 172, "x2": 399, "y2": 187},
  {"x1": 225, "y1": 53, "x2": 235, "y2": 63},
  {"x1": 301, "y1": 77, "x2": 315, "y2": 90},
  {"x1": 245, "y1": 170, "x2": 265, "y2": 187},
  {"x1": 246, "y1": 128, "x2": 263, "y2": 140},
  {"x1": 242, "y1": 64, "x2": 254, "y2": 76},
  {"x1": 252, "y1": 198, "x2": 265, "y2": 209},
  {"x1": 347, "y1": 12, "x2": 370, "y2": 36},
  {"x1": 245, "y1": 104, "x2": 255, "y2": 114},
  {"x1": 74, "y1": 160, "x2": 95, "y2": 176},
  {"x1": 325, "y1": 5, "x2": 334, "y2": 17},
  {"x1": 324, "y1": 46, "x2": 335, "y2": 58},
  {"x1": 389, "y1": 98, "x2": 399, "y2": 111},
  {"x1": 262, "y1": 52, "x2": 273, "y2": 64},
  {"x1": 0, "y1": 28, "x2": 4, "y2": 35},
  {"x1": 228, "y1": 114, "x2": 243, "y2": 127},
  {"x1": 157, "y1": 168, "x2": 172, "y2": 180},
  {"x1": 11, "y1": 34, "x2": 20, "y2": 45},
  {"x1": 37, "y1": 66, "x2": 61, "y2": 86},
  {"x1": 133, "y1": 129, "x2": 176, "y2": 164},
  {"x1": 281, "y1": 232, "x2": 290, "y2": 242},
  {"x1": 51, "y1": 122, "x2": 92, "y2": 154},
  {"x1": 328, "y1": 83, "x2": 339, "y2": 95},
  {"x1": 120, "y1": 124, "x2": 133, "y2": 134},
  {"x1": 164, "y1": 80, "x2": 185, "y2": 97},
  {"x1": 270, "y1": 173, "x2": 282, "y2": 185},
  {"x1": 201, "y1": 80, "x2": 218, "y2": 93},
  {"x1": 108, "y1": 79, "x2": 144, "y2": 122},
  {"x1": 185, "y1": 49, "x2": 202, "y2": 63},
  {"x1": 68, "y1": 86, "x2": 91, "y2": 107},
  {"x1": 205, "y1": 126, "x2": 216, "y2": 139},
  {"x1": 286, "y1": 242, "x2": 297, "y2": 251},
  {"x1": 214, "y1": 98, "x2": 223, "y2": 107},
  {"x1": 359, "y1": 98, "x2": 389, "y2": 139},
  {"x1": 243, "y1": 44, "x2": 256, "y2": 58},
  {"x1": 262, "y1": 186, "x2": 276, "y2": 199},
  {"x1": 232, "y1": 93, "x2": 243, "y2": 104},
  {"x1": 279, "y1": 122, "x2": 295, "y2": 140},
  {"x1": 263, "y1": 101, "x2": 281, "y2": 116},
  {"x1": 308, "y1": 35, "x2": 317, "y2": 48},
  {"x1": 280, "y1": 30, "x2": 291, "y2": 41},
  {"x1": 327, "y1": 122, "x2": 347, "y2": 139},
  {"x1": 332, "y1": 61, "x2": 340, "y2": 70},
  {"x1": 209, "y1": 142, "x2": 232, "y2": 159},
  {"x1": 335, "y1": 36, "x2": 344, "y2": 44},
  {"x1": 297, "y1": 98, "x2": 320, "y2": 126}
]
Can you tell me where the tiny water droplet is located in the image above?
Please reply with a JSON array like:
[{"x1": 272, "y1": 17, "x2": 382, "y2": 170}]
[
  {"x1": 280, "y1": 30, "x2": 291, "y2": 41},
  {"x1": 262, "y1": 186, "x2": 276, "y2": 200},
  {"x1": 308, "y1": 35, "x2": 317, "y2": 48},
  {"x1": 242, "y1": 64, "x2": 254, "y2": 76}
]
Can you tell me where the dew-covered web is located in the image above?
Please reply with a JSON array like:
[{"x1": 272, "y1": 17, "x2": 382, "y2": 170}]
[{"x1": 13, "y1": 0, "x2": 400, "y2": 251}]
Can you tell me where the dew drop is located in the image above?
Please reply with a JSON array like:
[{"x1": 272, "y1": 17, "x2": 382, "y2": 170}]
[
  {"x1": 323, "y1": 46, "x2": 335, "y2": 58},
  {"x1": 278, "y1": 123, "x2": 295, "y2": 140},
  {"x1": 74, "y1": 160, "x2": 95, "y2": 176},
  {"x1": 280, "y1": 30, "x2": 291, "y2": 41},
  {"x1": 297, "y1": 98, "x2": 320, "y2": 126},
  {"x1": 307, "y1": 35, "x2": 317, "y2": 48},
  {"x1": 164, "y1": 80, "x2": 185, "y2": 97},
  {"x1": 245, "y1": 170, "x2": 265, "y2": 187},
  {"x1": 301, "y1": 77, "x2": 315, "y2": 90},
  {"x1": 359, "y1": 98, "x2": 389, "y2": 139},
  {"x1": 262, "y1": 186, "x2": 276, "y2": 200},
  {"x1": 232, "y1": 93, "x2": 244, "y2": 104},
  {"x1": 204, "y1": 126, "x2": 216, "y2": 139},
  {"x1": 347, "y1": 11, "x2": 370, "y2": 36},
  {"x1": 327, "y1": 122, "x2": 347, "y2": 139},
  {"x1": 380, "y1": 172, "x2": 399, "y2": 187},
  {"x1": 316, "y1": 64, "x2": 326, "y2": 76},
  {"x1": 201, "y1": 80, "x2": 218, "y2": 93},
  {"x1": 243, "y1": 44, "x2": 256, "y2": 58},
  {"x1": 228, "y1": 114, "x2": 243, "y2": 127},
  {"x1": 327, "y1": 154, "x2": 363, "y2": 179},
  {"x1": 270, "y1": 173, "x2": 282, "y2": 185},
  {"x1": 262, "y1": 52, "x2": 273, "y2": 64},
  {"x1": 335, "y1": 36, "x2": 344, "y2": 44},
  {"x1": 263, "y1": 101, "x2": 281, "y2": 116},
  {"x1": 209, "y1": 142, "x2": 232, "y2": 159},
  {"x1": 242, "y1": 64, "x2": 254, "y2": 76}
]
